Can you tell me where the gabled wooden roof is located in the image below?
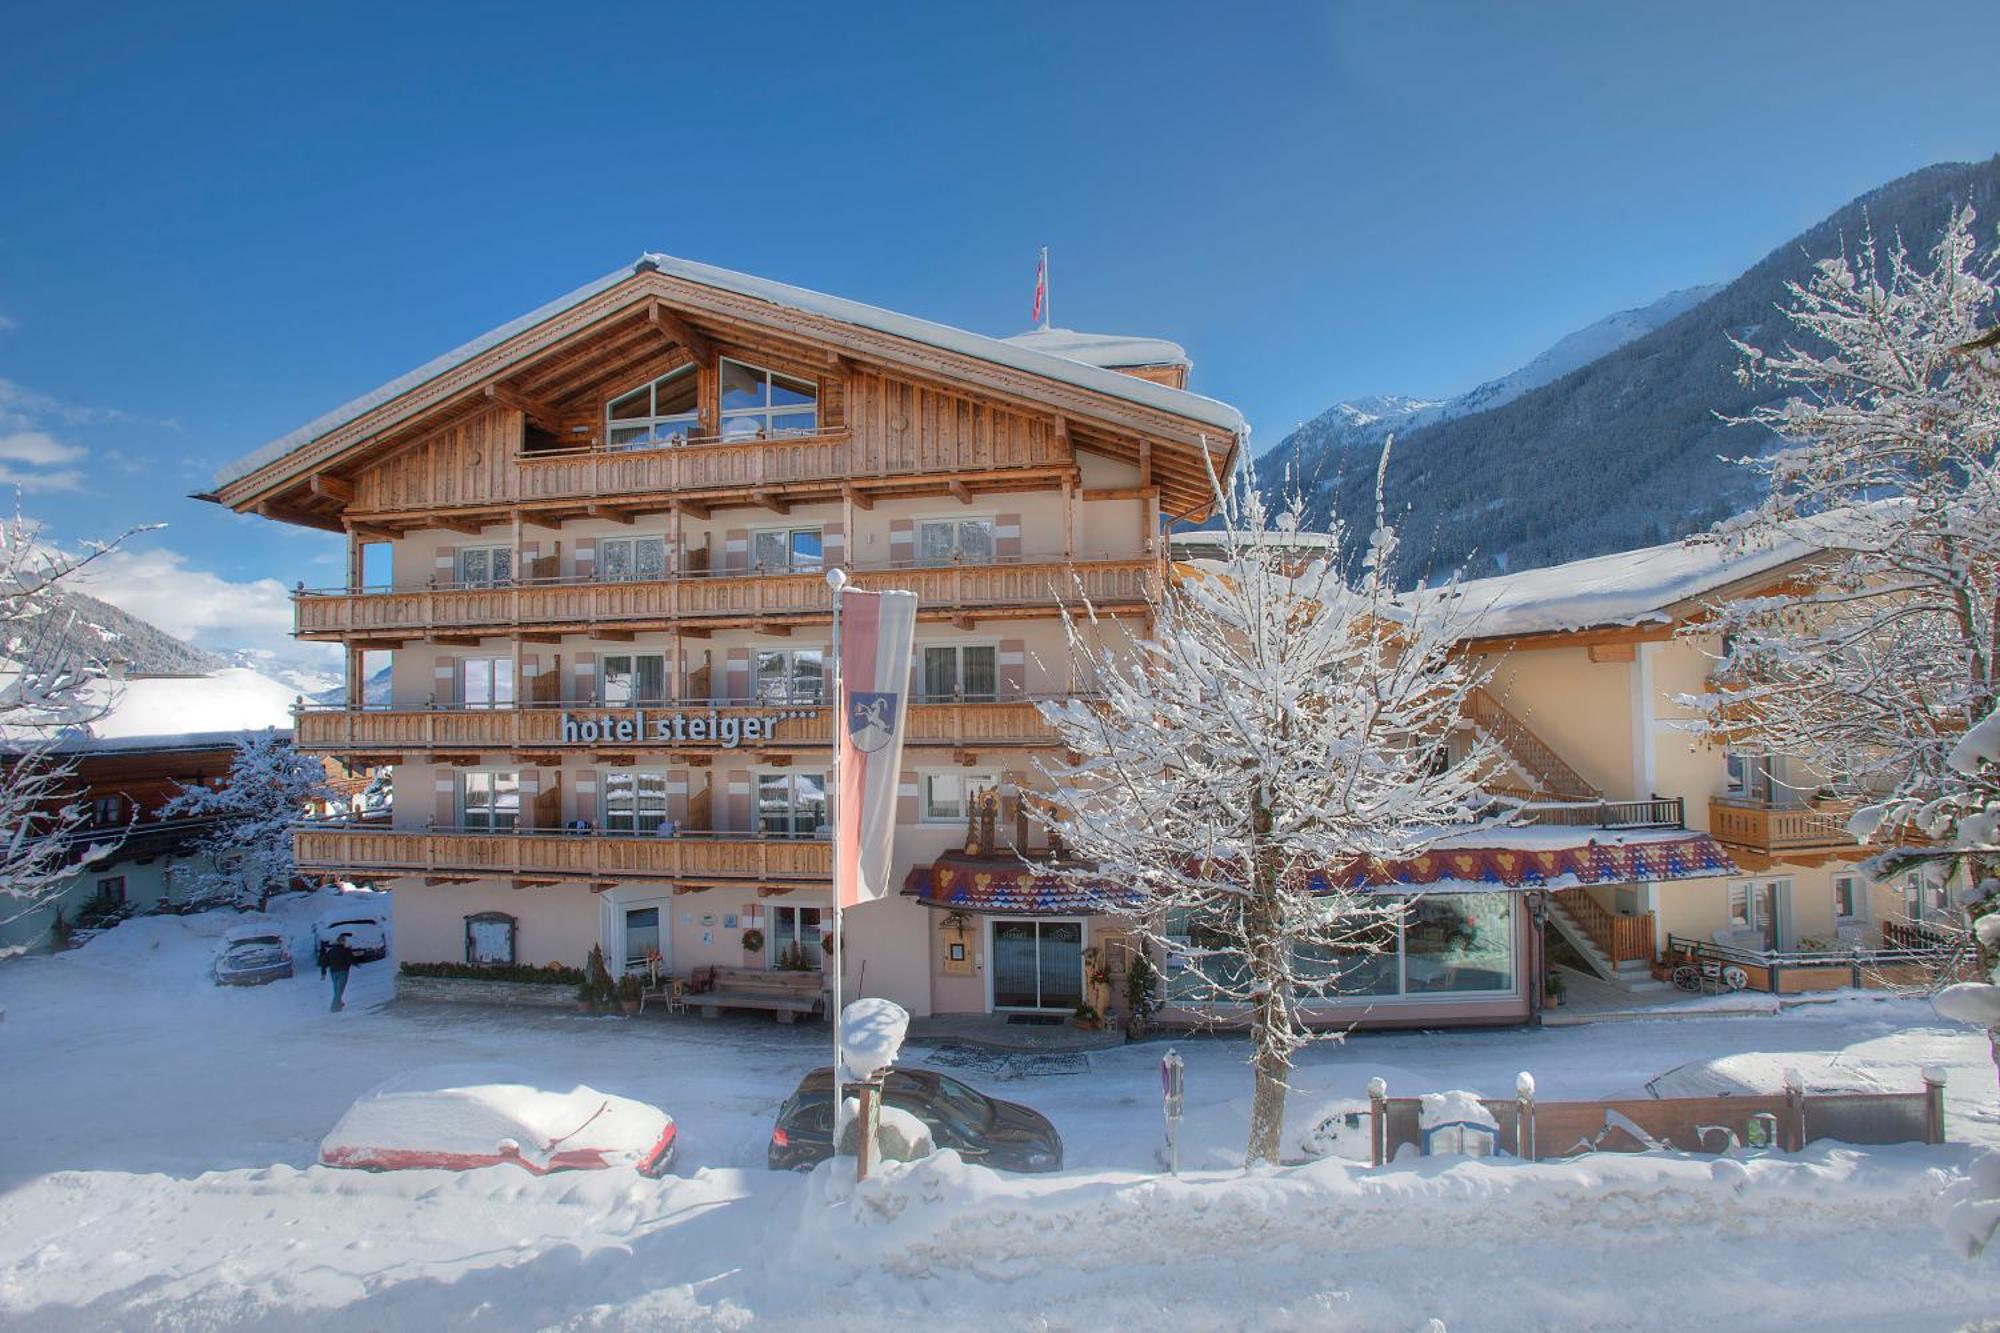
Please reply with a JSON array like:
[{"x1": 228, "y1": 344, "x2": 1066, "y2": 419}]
[{"x1": 206, "y1": 256, "x2": 1245, "y2": 526}]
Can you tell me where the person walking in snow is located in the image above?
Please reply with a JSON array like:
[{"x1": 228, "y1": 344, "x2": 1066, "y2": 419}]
[{"x1": 325, "y1": 933, "x2": 357, "y2": 1012}]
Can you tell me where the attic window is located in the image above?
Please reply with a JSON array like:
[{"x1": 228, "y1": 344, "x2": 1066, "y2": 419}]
[
  {"x1": 720, "y1": 359, "x2": 817, "y2": 440},
  {"x1": 607, "y1": 365, "x2": 700, "y2": 449}
]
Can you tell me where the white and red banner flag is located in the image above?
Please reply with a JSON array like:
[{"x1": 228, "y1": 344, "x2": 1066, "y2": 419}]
[{"x1": 835, "y1": 587, "x2": 918, "y2": 909}]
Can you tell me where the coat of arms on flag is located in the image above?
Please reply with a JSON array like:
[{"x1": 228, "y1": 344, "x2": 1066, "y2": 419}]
[{"x1": 846, "y1": 691, "x2": 898, "y2": 753}]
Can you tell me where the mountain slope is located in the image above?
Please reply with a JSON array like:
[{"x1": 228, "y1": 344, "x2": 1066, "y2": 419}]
[
  {"x1": 1300, "y1": 155, "x2": 2000, "y2": 581},
  {"x1": 3, "y1": 586, "x2": 229, "y2": 677}
]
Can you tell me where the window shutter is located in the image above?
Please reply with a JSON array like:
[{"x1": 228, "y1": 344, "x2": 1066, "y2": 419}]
[
  {"x1": 897, "y1": 770, "x2": 918, "y2": 824},
  {"x1": 574, "y1": 652, "x2": 597, "y2": 704},
  {"x1": 999, "y1": 638, "x2": 1026, "y2": 697},
  {"x1": 995, "y1": 513, "x2": 1022, "y2": 559},
  {"x1": 434, "y1": 773, "x2": 456, "y2": 828},
  {"x1": 432, "y1": 655, "x2": 457, "y2": 706},
  {"x1": 574, "y1": 768, "x2": 597, "y2": 825},
  {"x1": 725, "y1": 648, "x2": 750, "y2": 703},
  {"x1": 823, "y1": 521, "x2": 846, "y2": 569},
  {"x1": 724, "y1": 529, "x2": 749, "y2": 573},
  {"x1": 434, "y1": 546, "x2": 457, "y2": 583},
  {"x1": 726, "y1": 773, "x2": 752, "y2": 833},
  {"x1": 575, "y1": 538, "x2": 596, "y2": 580},
  {"x1": 889, "y1": 519, "x2": 914, "y2": 564}
]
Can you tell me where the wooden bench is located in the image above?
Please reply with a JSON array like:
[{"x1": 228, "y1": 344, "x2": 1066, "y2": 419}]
[{"x1": 696, "y1": 966, "x2": 825, "y2": 1023}]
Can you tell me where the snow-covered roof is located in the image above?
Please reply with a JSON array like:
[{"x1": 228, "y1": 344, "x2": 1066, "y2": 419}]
[
  {"x1": 1000, "y1": 326, "x2": 1190, "y2": 370},
  {"x1": 1441, "y1": 532, "x2": 1823, "y2": 640},
  {"x1": 214, "y1": 257, "x2": 1241, "y2": 490},
  {"x1": 39, "y1": 668, "x2": 299, "y2": 753}
]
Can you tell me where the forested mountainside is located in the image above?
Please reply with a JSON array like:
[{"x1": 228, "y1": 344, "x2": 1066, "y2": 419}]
[
  {"x1": 4, "y1": 585, "x2": 228, "y2": 676},
  {"x1": 1257, "y1": 155, "x2": 2000, "y2": 581}
]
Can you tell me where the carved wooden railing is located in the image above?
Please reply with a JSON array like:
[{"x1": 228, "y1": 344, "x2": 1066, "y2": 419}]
[
  {"x1": 294, "y1": 824, "x2": 832, "y2": 885},
  {"x1": 294, "y1": 556, "x2": 1157, "y2": 639},
  {"x1": 1707, "y1": 797, "x2": 1856, "y2": 853},
  {"x1": 1463, "y1": 689, "x2": 1598, "y2": 802},
  {"x1": 1554, "y1": 887, "x2": 1656, "y2": 965}
]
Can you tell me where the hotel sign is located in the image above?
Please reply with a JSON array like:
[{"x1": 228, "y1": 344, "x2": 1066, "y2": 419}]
[{"x1": 559, "y1": 708, "x2": 819, "y2": 748}]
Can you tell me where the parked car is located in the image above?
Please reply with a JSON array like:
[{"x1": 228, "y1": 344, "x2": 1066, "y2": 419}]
[
  {"x1": 312, "y1": 905, "x2": 388, "y2": 964},
  {"x1": 213, "y1": 925, "x2": 294, "y2": 986},
  {"x1": 320, "y1": 1064, "x2": 677, "y2": 1177},
  {"x1": 768, "y1": 1066, "x2": 1063, "y2": 1173}
]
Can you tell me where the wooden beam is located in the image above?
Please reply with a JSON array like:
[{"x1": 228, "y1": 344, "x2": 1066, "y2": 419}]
[
  {"x1": 1587, "y1": 642, "x2": 1637, "y2": 663},
  {"x1": 648, "y1": 300, "x2": 713, "y2": 362},
  {"x1": 309, "y1": 474, "x2": 354, "y2": 503},
  {"x1": 432, "y1": 634, "x2": 486, "y2": 647},
  {"x1": 948, "y1": 479, "x2": 973, "y2": 505},
  {"x1": 510, "y1": 878, "x2": 562, "y2": 890},
  {"x1": 679, "y1": 626, "x2": 711, "y2": 640},
  {"x1": 588, "y1": 505, "x2": 635, "y2": 526},
  {"x1": 750, "y1": 491, "x2": 790, "y2": 515},
  {"x1": 483, "y1": 383, "x2": 563, "y2": 434},
  {"x1": 518, "y1": 632, "x2": 563, "y2": 644},
  {"x1": 952, "y1": 613, "x2": 975, "y2": 631},
  {"x1": 424, "y1": 875, "x2": 478, "y2": 886},
  {"x1": 596, "y1": 629, "x2": 635, "y2": 642},
  {"x1": 435, "y1": 515, "x2": 488, "y2": 536},
  {"x1": 1138, "y1": 438, "x2": 1153, "y2": 488},
  {"x1": 763, "y1": 624, "x2": 792, "y2": 638},
  {"x1": 842, "y1": 484, "x2": 874, "y2": 511},
  {"x1": 672, "y1": 498, "x2": 711, "y2": 521},
  {"x1": 1081, "y1": 486, "x2": 1161, "y2": 502}
]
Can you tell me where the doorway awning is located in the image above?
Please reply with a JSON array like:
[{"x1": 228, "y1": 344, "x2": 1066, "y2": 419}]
[{"x1": 901, "y1": 852, "x2": 1135, "y2": 916}]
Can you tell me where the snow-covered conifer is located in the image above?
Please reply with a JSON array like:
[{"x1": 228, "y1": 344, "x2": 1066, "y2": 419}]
[{"x1": 161, "y1": 730, "x2": 335, "y2": 909}]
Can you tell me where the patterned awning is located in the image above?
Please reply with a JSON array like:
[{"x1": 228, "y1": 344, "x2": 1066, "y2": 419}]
[{"x1": 902, "y1": 833, "x2": 1738, "y2": 915}]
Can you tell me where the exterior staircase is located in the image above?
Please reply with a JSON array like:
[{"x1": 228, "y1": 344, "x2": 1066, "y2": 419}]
[
  {"x1": 1462, "y1": 689, "x2": 1599, "y2": 803},
  {"x1": 1547, "y1": 889, "x2": 1668, "y2": 994}
]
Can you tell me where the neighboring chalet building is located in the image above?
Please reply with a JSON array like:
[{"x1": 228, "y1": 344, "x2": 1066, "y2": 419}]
[{"x1": 0, "y1": 667, "x2": 343, "y2": 954}]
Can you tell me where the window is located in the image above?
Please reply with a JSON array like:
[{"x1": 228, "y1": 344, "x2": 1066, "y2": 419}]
[
  {"x1": 602, "y1": 771, "x2": 669, "y2": 834},
  {"x1": 922, "y1": 771, "x2": 998, "y2": 823},
  {"x1": 601, "y1": 654, "x2": 668, "y2": 706},
  {"x1": 1834, "y1": 875, "x2": 1860, "y2": 921},
  {"x1": 757, "y1": 771, "x2": 827, "y2": 837},
  {"x1": 461, "y1": 771, "x2": 520, "y2": 831},
  {"x1": 93, "y1": 876, "x2": 126, "y2": 905},
  {"x1": 1401, "y1": 894, "x2": 1515, "y2": 994},
  {"x1": 1901, "y1": 870, "x2": 1947, "y2": 921},
  {"x1": 1728, "y1": 882, "x2": 1753, "y2": 928},
  {"x1": 465, "y1": 911, "x2": 517, "y2": 965},
  {"x1": 921, "y1": 644, "x2": 998, "y2": 701},
  {"x1": 752, "y1": 526, "x2": 824, "y2": 573},
  {"x1": 623, "y1": 907, "x2": 661, "y2": 970},
  {"x1": 456, "y1": 546, "x2": 514, "y2": 588},
  {"x1": 91, "y1": 795, "x2": 125, "y2": 827},
  {"x1": 754, "y1": 648, "x2": 825, "y2": 704},
  {"x1": 461, "y1": 657, "x2": 514, "y2": 710},
  {"x1": 599, "y1": 535, "x2": 668, "y2": 583},
  {"x1": 916, "y1": 517, "x2": 995, "y2": 565},
  {"x1": 769, "y1": 905, "x2": 823, "y2": 971},
  {"x1": 719, "y1": 358, "x2": 817, "y2": 439},
  {"x1": 607, "y1": 366, "x2": 700, "y2": 449}
]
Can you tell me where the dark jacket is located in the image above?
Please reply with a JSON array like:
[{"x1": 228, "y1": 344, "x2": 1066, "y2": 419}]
[{"x1": 323, "y1": 941, "x2": 358, "y2": 973}]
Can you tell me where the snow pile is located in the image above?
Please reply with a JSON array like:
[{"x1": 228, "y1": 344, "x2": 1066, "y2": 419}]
[
  {"x1": 1419, "y1": 1089, "x2": 1499, "y2": 1131},
  {"x1": 1939, "y1": 1148, "x2": 2000, "y2": 1259},
  {"x1": 837, "y1": 1097, "x2": 934, "y2": 1165},
  {"x1": 1295, "y1": 1098, "x2": 1374, "y2": 1161},
  {"x1": 839, "y1": 998, "x2": 909, "y2": 1081}
]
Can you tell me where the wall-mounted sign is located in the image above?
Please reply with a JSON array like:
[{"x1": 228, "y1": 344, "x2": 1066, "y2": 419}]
[{"x1": 558, "y1": 708, "x2": 818, "y2": 747}]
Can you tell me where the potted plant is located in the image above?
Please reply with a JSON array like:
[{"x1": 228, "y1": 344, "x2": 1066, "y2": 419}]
[
  {"x1": 616, "y1": 974, "x2": 642, "y2": 1015},
  {"x1": 741, "y1": 927, "x2": 766, "y2": 958},
  {"x1": 1072, "y1": 1002, "x2": 1100, "y2": 1031},
  {"x1": 1124, "y1": 950, "x2": 1161, "y2": 1039},
  {"x1": 1543, "y1": 971, "x2": 1565, "y2": 1009}
]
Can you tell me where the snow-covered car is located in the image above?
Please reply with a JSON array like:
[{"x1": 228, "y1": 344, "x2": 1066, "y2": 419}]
[
  {"x1": 311, "y1": 906, "x2": 388, "y2": 963},
  {"x1": 319, "y1": 1065, "x2": 677, "y2": 1177},
  {"x1": 213, "y1": 925, "x2": 294, "y2": 986}
]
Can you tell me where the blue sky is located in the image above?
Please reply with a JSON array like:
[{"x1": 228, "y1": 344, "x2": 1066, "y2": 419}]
[{"x1": 1, "y1": 1, "x2": 1994, "y2": 673}]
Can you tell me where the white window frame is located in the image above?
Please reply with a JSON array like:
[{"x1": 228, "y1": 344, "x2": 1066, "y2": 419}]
[
  {"x1": 600, "y1": 768, "x2": 672, "y2": 835},
  {"x1": 718, "y1": 357, "x2": 818, "y2": 440},
  {"x1": 460, "y1": 769, "x2": 522, "y2": 832},
  {"x1": 600, "y1": 652, "x2": 669, "y2": 706},
  {"x1": 755, "y1": 768, "x2": 828, "y2": 838},
  {"x1": 919, "y1": 640, "x2": 1000, "y2": 702},
  {"x1": 456, "y1": 545, "x2": 514, "y2": 588},
  {"x1": 598, "y1": 534, "x2": 668, "y2": 584},
  {"x1": 1728, "y1": 881, "x2": 1753, "y2": 928},
  {"x1": 984, "y1": 916, "x2": 1089, "y2": 1012},
  {"x1": 914, "y1": 514, "x2": 997, "y2": 566},
  {"x1": 459, "y1": 656, "x2": 515, "y2": 710},
  {"x1": 750, "y1": 524, "x2": 825, "y2": 574},
  {"x1": 768, "y1": 904, "x2": 825, "y2": 971},
  {"x1": 919, "y1": 769, "x2": 1000, "y2": 824},
  {"x1": 753, "y1": 647, "x2": 826, "y2": 704},
  {"x1": 606, "y1": 365, "x2": 700, "y2": 450},
  {"x1": 1833, "y1": 873, "x2": 1862, "y2": 922}
]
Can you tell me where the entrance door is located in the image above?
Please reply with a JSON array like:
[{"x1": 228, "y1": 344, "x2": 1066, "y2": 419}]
[
  {"x1": 1756, "y1": 881, "x2": 1787, "y2": 952},
  {"x1": 623, "y1": 907, "x2": 662, "y2": 972},
  {"x1": 992, "y1": 919, "x2": 1083, "y2": 1009}
]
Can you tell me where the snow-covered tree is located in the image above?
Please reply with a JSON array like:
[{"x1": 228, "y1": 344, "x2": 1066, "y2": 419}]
[
  {"x1": 1031, "y1": 450, "x2": 1500, "y2": 1165},
  {"x1": 1681, "y1": 206, "x2": 2000, "y2": 835},
  {"x1": 161, "y1": 730, "x2": 335, "y2": 909},
  {"x1": 0, "y1": 505, "x2": 144, "y2": 950}
]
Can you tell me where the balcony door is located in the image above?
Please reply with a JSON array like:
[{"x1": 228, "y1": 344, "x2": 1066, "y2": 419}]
[
  {"x1": 461, "y1": 658, "x2": 514, "y2": 710},
  {"x1": 990, "y1": 919, "x2": 1083, "y2": 1011}
]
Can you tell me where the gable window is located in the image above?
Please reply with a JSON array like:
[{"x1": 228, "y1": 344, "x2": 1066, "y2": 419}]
[
  {"x1": 465, "y1": 911, "x2": 517, "y2": 965},
  {"x1": 720, "y1": 359, "x2": 817, "y2": 440},
  {"x1": 607, "y1": 366, "x2": 700, "y2": 449},
  {"x1": 461, "y1": 657, "x2": 514, "y2": 710},
  {"x1": 921, "y1": 644, "x2": 998, "y2": 701},
  {"x1": 457, "y1": 546, "x2": 514, "y2": 588},
  {"x1": 752, "y1": 526, "x2": 824, "y2": 573},
  {"x1": 601, "y1": 653, "x2": 668, "y2": 706},
  {"x1": 600, "y1": 535, "x2": 667, "y2": 583},
  {"x1": 754, "y1": 648, "x2": 825, "y2": 704},
  {"x1": 602, "y1": 770, "x2": 670, "y2": 834},
  {"x1": 916, "y1": 517, "x2": 995, "y2": 565},
  {"x1": 757, "y1": 771, "x2": 827, "y2": 837},
  {"x1": 461, "y1": 771, "x2": 520, "y2": 831},
  {"x1": 91, "y1": 795, "x2": 125, "y2": 827},
  {"x1": 921, "y1": 771, "x2": 998, "y2": 823}
]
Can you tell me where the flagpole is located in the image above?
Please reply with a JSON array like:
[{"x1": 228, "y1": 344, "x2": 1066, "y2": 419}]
[
  {"x1": 826, "y1": 566, "x2": 847, "y2": 1106},
  {"x1": 1039, "y1": 245, "x2": 1051, "y2": 331}
]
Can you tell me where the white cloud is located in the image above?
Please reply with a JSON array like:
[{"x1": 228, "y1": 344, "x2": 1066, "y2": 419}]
[
  {"x1": 0, "y1": 314, "x2": 18, "y2": 332},
  {"x1": 0, "y1": 464, "x2": 84, "y2": 492},
  {"x1": 0, "y1": 431, "x2": 86, "y2": 466},
  {"x1": 75, "y1": 545, "x2": 340, "y2": 677}
]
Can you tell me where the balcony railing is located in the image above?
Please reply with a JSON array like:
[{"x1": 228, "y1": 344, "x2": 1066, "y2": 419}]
[
  {"x1": 1706, "y1": 797, "x2": 1856, "y2": 854},
  {"x1": 295, "y1": 823, "x2": 832, "y2": 886},
  {"x1": 1519, "y1": 797, "x2": 1684, "y2": 830},
  {"x1": 294, "y1": 554, "x2": 1157, "y2": 640},
  {"x1": 293, "y1": 698, "x2": 1064, "y2": 755}
]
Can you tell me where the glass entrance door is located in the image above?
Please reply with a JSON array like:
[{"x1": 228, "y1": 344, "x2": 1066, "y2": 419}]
[{"x1": 991, "y1": 919, "x2": 1083, "y2": 1009}]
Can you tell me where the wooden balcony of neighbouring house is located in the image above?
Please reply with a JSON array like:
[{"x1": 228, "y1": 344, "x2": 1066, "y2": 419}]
[
  {"x1": 293, "y1": 554, "x2": 1159, "y2": 644},
  {"x1": 1706, "y1": 796, "x2": 1858, "y2": 859},
  {"x1": 294, "y1": 821, "x2": 833, "y2": 889},
  {"x1": 291, "y1": 696, "x2": 1067, "y2": 763}
]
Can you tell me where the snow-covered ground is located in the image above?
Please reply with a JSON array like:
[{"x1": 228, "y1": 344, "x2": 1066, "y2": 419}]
[{"x1": 1, "y1": 894, "x2": 1997, "y2": 1329}]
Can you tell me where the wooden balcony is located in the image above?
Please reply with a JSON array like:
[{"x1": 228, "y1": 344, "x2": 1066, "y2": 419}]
[
  {"x1": 295, "y1": 824, "x2": 832, "y2": 888},
  {"x1": 1707, "y1": 797, "x2": 1857, "y2": 856},
  {"x1": 295, "y1": 556, "x2": 1157, "y2": 643},
  {"x1": 294, "y1": 698, "x2": 1063, "y2": 759}
]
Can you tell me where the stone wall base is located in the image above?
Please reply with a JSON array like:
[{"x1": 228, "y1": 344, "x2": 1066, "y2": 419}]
[{"x1": 395, "y1": 974, "x2": 579, "y2": 1009}]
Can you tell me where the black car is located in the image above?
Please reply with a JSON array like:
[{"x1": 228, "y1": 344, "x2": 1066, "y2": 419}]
[{"x1": 768, "y1": 1067, "x2": 1063, "y2": 1173}]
